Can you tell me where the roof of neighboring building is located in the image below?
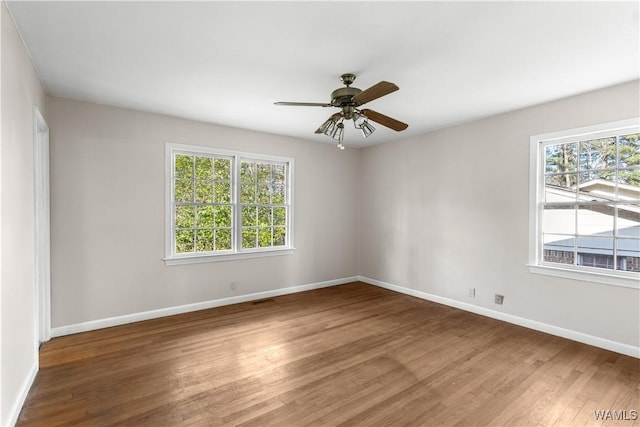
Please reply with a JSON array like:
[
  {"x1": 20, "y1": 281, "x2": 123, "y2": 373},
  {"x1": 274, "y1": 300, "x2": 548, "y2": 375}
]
[{"x1": 545, "y1": 226, "x2": 640, "y2": 257}]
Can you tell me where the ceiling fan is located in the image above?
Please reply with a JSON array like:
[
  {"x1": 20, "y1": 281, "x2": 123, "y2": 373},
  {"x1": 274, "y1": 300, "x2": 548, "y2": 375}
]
[{"x1": 274, "y1": 73, "x2": 408, "y2": 149}]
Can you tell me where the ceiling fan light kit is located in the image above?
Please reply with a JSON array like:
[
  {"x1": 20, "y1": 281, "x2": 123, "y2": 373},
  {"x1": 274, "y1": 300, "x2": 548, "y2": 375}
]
[
  {"x1": 275, "y1": 73, "x2": 408, "y2": 149},
  {"x1": 353, "y1": 111, "x2": 376, "y2": 138}
]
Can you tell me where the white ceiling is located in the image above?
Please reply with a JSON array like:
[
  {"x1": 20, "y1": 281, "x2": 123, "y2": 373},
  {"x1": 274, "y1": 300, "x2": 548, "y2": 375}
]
[{"x1": 7, "y1": 1, "x2": 640, "y2": 148}]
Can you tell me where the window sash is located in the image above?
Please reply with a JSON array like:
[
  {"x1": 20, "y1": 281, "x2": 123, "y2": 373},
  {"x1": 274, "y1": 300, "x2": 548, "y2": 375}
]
[
  {"x1": 237, "y1": 157, "x2": 291, "y2": 251},
  {"x1": 172, "y1": 152, "x2": 234, "y2": 254}
]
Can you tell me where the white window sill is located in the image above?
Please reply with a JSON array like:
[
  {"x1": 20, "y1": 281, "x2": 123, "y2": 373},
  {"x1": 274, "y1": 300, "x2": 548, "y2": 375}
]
[
  {"x1": 164, "y1": 248, "x2": 294, "y2": 266},
  {"x1": 528, "y1": 263, "x2": 639, "y2": 289}
]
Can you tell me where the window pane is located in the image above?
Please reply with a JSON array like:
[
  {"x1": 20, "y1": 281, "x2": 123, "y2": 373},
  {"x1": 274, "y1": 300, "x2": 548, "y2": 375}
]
[
  {"x1": 215, "y1": 229, "x2": 232, "y2": 251},
  {"x1": 214, "y1": 158, "x2": 231, "y2": 181},
  {"x1": 542, "y1": 205, "x2": 575, "y2": 235},
  {"x1": 577, "y1": 204, "x2": 613, "y2": 236},
  {"x1": 617, "y1": 205, "x2": 640, "y2": 237},
  {"x1": 579, "y1": 171, "x2": 616, "y2": 201},
  {"x1": 214, "y1": 182, "x2": 231, "y2": 203},
  {"x1": 258, "y1": 227, "x2": 272, "y2": 247},
  {"x1": 175, "y1": 206, "x2": 195, "y2": 229},
  {"x1": 242, "y1": 228, "x2": 257, "y2": 249},
  {"x1": 195, "y1": 181, "x2": 213, "y2": 203},
  {"x1": 618, "y1": 133, "x2": 640, "y2": 201},
  {"x1": 545, "y1": 143, "x2": 576, "y2": 173},
  {"x1": 273, "y1": 207, "x2": 286, "y2": 226},
  {"x1": 256, "y1": 163, "x2": 271, "y2": 182},
  {"x1": 176, "y1": 230, "x2": 195, "y2": 253},
  {"x1": 274, "y1": 227, "x2": 286, "y2": 246},
  {"x1": 579, "y1": 137, "x2": 616, "y2": 171},
  {"x1": 242, "y1": 206, "x2": 257, "y2": 227},
  {"x1": 241, "y1": 162, "x2": 256, "y2": 182},
  {"x1": 215, "y1": 206, "x2": 232, "y2": 228},
  {"x1": 257, "y1": 184, "x2": 270, "y2": 204},
  {"x1": 241, "y1": 184, "x2": 256, "y2": 203},
  {"x1": 545, "y1": 174, "x2": 577, "y2": 202},
  {"x1": 195, "y1": 157, "x2": 213, "y2": 180},
  {"x1": 617, "y1": 168, "x2": 640, "y2": 201},
  {"x1": 258, "y1": 206, "x2": 272, "y2": 226},
  {"x1": 175, "y1": 155, "x2": 193, "y2": 179},
  {"x1": 272, "y1": 183, "x2": 286, "y2": 204},
  {"x1": 578, "y1": 253, "x2": 614, "y2": 269},
  {"x1": 617, "y1": 239, "x2": 640, "y2": 272},
  {"x1": 543, "y1": 234, "x2": 574, "y2": 264},
  {"x1": 273, "y1": 164, "x2": 285, "y2": 182},
  {"x1": 196, "y1": 229, "x2": 214, "y2": 252},
  {"x1": 619, "y1": 133, "x2": 639, "y2": 168},
  {"x1": 175, "y1": 179, "x2": 193, "y2": 203},
  {"x1": 196, "y1": 206, "x2": 214, "y2": 228},
  {"x1": 576, "y1": 236, "x2": 613, "y2": 269}
]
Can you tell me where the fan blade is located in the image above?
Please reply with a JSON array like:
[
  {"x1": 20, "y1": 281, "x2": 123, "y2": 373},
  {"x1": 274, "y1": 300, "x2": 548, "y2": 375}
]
[
  {"x1": 315, "y1": 113, "x2": 343, "y2": 134},
  {"x1": 353, "y1": 81, "x2": 399, "y2": 106},
  {"x1": 274, "y1": 102, "x2": 332, "y2": 107},
  {"x1": 361, "y1": 109, "x2": 408, "y2": 131}
]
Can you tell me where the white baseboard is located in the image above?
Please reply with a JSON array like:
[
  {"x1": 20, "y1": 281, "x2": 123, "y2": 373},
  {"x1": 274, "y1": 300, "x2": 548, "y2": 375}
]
[
  {"x1": 51, "y1": 276, "x2": 359, "y2": 338},
  {"x1": 358, "y1": 276, "x2": 640, "y2": 359},
  {"x1": 5, "y1": 359, "x2": 38, "y2": 427}
]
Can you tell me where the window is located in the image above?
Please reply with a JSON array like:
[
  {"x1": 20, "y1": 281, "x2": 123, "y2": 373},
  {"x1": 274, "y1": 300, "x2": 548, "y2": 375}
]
[
  {"x1": 529, "y1": 119, "x2": 639, "y2": 288},
  {"x1": 165, "y1": 144, "x2": 293, "y2": 265}
]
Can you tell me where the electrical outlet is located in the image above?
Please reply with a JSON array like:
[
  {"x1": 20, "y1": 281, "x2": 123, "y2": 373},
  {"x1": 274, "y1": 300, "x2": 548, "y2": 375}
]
[
  {"x1": 495, "y1": 294, "x2": 504, "y2": 305},
  {"x1": 230, "y1": 282, "x2": 237, "y2": 291},
  {"x1": 468, "y1": 288, "x2": 475, "y2": 297}
]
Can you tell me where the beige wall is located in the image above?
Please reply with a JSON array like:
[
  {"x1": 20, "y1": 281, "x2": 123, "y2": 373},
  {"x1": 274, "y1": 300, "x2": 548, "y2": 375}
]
[
  {"x1": 359, "y1": 80, "x2": 640, "y2": 349},
  {"x1": 47, "y1": 96, "x2": 360, "y2": 328},
  {"x1": 1, "y1": 2, "x2": 47, "y2": 425}
]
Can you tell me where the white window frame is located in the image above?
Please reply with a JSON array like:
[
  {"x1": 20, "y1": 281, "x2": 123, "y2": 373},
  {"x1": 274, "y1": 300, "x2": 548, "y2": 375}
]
[
  {"x1": 164, "y1": 143, "x2": 294, "y2": 265},
  {"x1": 528, "y1": 118, "x2": 640, "y2": 288}
]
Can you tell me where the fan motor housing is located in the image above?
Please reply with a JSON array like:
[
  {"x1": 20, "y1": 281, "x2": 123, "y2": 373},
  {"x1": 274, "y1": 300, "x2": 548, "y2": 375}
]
[{"x1": 331, "y1": 87, "x2": 362, "y2": 107}]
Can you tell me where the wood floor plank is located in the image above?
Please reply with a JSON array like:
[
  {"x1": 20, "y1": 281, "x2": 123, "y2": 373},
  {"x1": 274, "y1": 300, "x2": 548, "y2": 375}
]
[{"x1": 17, "y1": 282, "x2": 640, "y2": 426}]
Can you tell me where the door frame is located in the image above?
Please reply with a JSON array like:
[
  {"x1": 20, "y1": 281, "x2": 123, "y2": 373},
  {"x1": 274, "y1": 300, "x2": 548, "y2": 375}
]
[{"x1": 34, "y1": 107, "x2": 50, "y2": 343}]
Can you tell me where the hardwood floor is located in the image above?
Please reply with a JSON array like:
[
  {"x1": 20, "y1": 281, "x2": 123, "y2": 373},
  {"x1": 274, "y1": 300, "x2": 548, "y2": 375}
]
[{"x1": 18, "y1": 282, "x2": 639, "y2": 426}]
